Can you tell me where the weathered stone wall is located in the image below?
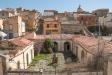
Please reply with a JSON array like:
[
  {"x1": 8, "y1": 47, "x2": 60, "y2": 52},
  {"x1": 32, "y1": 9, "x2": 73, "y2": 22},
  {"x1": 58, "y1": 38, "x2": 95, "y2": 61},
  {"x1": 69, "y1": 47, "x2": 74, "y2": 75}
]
[
  {"x1": 61, "y1": 24, "x2": 82, "y2": 34},
  {"x1": 6, "y1": 70, "x2": 103, "y2": 75}
]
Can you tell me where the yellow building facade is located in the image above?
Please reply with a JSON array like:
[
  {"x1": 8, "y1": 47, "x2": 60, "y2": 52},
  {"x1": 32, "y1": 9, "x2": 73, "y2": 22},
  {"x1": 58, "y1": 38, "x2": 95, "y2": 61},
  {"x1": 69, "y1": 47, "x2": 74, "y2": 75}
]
[{"x1": 43, "y1": 20, "x2": 61, "y2": 34}]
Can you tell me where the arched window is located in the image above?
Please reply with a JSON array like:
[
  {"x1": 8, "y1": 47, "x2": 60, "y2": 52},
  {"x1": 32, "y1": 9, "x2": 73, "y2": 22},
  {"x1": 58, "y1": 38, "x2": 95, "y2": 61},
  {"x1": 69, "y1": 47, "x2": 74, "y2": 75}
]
[
  {"x1": 26, "y1": 53, "x2": 29, "y2": 66},
  {"x1": 53, "y1": 42, "x2": 58, "y2": 52},
  {"x1": 31, "y1": 50, "x2": 33, "y2": 60},
  {"x1": 81, "y1": 50, "x2": 85, "y2": 61},
  {"x1": 64, "y1": 42, "x2": 71, "y2": 52},
  {"x1": 17, "y1": 61, "x2": 20, "y2": 69},
  {"x1": 76, "y1": 46, "x2": 78, "y2": 56}
]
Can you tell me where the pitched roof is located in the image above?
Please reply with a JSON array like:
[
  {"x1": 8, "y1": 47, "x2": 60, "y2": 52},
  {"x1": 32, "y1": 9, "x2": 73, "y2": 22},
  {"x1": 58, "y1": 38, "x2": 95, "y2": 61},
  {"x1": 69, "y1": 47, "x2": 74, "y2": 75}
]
[
  {"x1": 73, "y1": 36, "x2": 112, "y2": 55},
  {"x1": 10, "y1": 38, "x2": 32, "y2": 47}
]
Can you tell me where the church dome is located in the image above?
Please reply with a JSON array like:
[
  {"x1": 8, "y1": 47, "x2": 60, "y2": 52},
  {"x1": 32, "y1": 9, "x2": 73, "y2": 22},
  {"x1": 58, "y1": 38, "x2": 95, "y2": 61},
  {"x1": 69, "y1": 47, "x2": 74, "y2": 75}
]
[{"x1": 77, "y1": 5, "x2": 84, "y2": 13}]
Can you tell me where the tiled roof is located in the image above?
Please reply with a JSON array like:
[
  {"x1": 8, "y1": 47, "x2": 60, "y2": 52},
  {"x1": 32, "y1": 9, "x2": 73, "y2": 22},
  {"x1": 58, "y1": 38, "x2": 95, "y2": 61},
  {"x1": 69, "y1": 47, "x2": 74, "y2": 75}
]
[
  {"x1": 10, "y1": 38, "x2": 32, "y2": 47},
  {"x1": 74, "y1": 36, "x2": 98, "y2": 47},
  {"x1": 0, "y1": 38, "x2": 32, "y2": 58},
  {"x1": 0, "y1": 38, "x2": 32, "y2": 50},
  {"x1": 73, "y1": 36, "x2": 112, "y2": 55}
]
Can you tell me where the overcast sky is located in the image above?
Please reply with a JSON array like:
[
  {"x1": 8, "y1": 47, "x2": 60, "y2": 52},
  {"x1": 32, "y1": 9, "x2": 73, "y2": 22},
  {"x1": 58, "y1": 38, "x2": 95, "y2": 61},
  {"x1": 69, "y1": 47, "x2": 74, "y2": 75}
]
[{"x1": 0, "y1": 0, "x2": 112, "y2": 12}]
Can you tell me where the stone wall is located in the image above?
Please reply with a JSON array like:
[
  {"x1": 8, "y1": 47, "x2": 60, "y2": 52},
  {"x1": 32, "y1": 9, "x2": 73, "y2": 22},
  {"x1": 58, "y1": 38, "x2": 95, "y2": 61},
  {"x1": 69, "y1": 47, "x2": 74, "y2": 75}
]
[
  {"x1": 61, "y1": 24, "x2": 82, "y2": 34},
  {"x1": 72, "y1": 72, "x2": 103, "y2": 75},
  {"x1": 6, "y1": 70, "x2": 103, "y2": 75}
]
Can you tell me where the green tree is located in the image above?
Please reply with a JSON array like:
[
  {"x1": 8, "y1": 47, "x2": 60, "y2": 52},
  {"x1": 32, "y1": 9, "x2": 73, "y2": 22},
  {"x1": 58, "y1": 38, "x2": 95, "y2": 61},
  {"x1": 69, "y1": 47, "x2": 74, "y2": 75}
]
[{"x1": 43, "y1": 39, "x2": 54, "y2": 53}]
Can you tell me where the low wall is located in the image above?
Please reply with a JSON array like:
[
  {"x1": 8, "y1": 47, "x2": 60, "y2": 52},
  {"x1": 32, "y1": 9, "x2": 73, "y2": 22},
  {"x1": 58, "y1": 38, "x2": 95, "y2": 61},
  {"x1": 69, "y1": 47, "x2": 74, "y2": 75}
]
[
  {"x1": 72, "y1": 72, "x2": 103, "y2": 75},
  {"x1": 6, "y1": 70, "x2": 103, "y2": 75}
]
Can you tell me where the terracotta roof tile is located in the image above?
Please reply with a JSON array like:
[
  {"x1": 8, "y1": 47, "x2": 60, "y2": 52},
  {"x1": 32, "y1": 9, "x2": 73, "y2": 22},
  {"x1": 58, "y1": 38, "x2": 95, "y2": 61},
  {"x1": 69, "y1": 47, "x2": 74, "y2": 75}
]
[
  {"x1": 73, "y1": 36, "x2": 112, "y2": 55},
  {"x1": 10, "y1": 38, "x2": 32, "y2": 47}
]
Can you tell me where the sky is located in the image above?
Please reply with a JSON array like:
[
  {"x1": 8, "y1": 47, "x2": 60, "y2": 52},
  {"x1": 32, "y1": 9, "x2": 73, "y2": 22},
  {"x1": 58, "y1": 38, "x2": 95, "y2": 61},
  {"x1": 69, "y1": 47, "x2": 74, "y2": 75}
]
[{"x1": 0, "y1": 0, "x2": 112, "y2": 12}]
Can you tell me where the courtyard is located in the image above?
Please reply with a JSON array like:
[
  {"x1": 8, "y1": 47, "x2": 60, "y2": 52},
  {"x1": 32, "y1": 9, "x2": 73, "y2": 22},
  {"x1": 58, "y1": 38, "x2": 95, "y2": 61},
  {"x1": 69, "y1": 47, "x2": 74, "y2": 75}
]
[
  {"x1": 28, "y1": 53, "x2": 65, "y2": 72},
  {"x1": 28, "y1": 38, "x2": 81, "y2": 72}
]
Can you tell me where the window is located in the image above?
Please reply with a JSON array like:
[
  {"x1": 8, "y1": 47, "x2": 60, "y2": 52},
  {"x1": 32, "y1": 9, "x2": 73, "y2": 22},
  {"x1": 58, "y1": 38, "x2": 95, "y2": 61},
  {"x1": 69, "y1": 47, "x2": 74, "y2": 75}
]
[
  {"x1": 2, "y1": 13, "x2": 4, "y2": 16},
  {"x1": 89, "y1": 17, "x2": 91, "y2": 20},
  {"x1": 81, "y1": 17, "x2": 83, "y2": 20},
  {"x1": 9, "y1": 25, "x2": 12, "y2": 30},
  {"x1": 67, "y1": 44, "x2": 70, "y2": 50},
  {"x1": 31, "y1": 50, "x2": 33, "y2": 60},
  {"x1": 0, "y1": 37, "x2": 2, "y2": 40},
  {"x1": 17, "y1": 61, "x2": 20, "y2": 69},
  {"x1": 9, "y1": 33, "x2": 13, "y2": 39},
  {"x1": 26, "y1": 53, "x2": 29, "y2": 66},
  {"x1": 81, "y1": 50, "x2": 85, "y2": 61},
  {"x1": 64, "y1": 42, "x2": 71, "y2": 52},
  {"x1": 111, "y1": 19, "x2": 112, "y2": 22},
  {"x1": 47, "y1": 24, "x2": 49, "y2": 28},
  {"x1": 76, "y1": 46, "x2": 78, "y2": 56},
  {"x1": 54, "y1": 24, "x2": 57, "y2": 28}
]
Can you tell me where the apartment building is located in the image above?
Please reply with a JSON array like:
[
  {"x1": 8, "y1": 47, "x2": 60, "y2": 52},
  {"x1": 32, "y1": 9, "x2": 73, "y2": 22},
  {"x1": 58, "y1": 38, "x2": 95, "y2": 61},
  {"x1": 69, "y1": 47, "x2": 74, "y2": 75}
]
[
  {"x1": 43, "y1": 18, "x2": 61, "y2": 34},
  {"x1": 3, "y1": 16, "x2": 25, "y2": 39},
  {"x1": 92, "y1": 9, "x2": 109, "y2": 17},
  {"x1": 17, "y1": 8, "x2": 40, "y2": 31},
  {"x1": 77, "y1": 14, "x2": 97, "y2": 26},
  {"x1": 0, "y1": 10, "x2": 15, "y2": 19}
]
